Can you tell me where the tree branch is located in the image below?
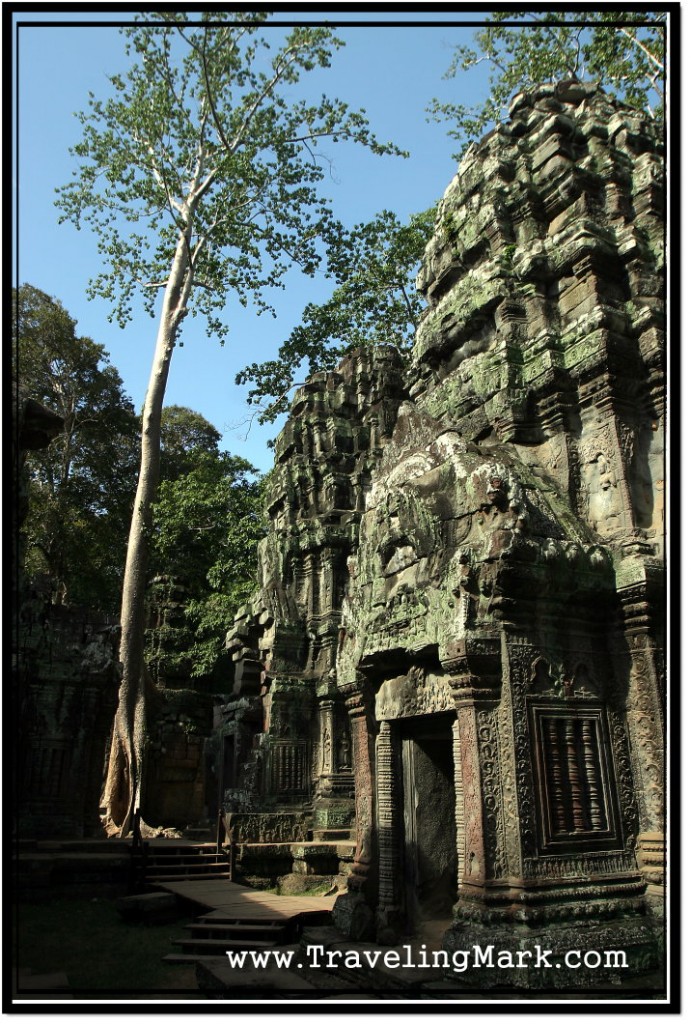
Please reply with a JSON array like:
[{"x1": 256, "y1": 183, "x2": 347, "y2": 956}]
[
  {"x1": 396, "y1": 281, "x2": 416, "y2": 327},
  {"x1": 199, "y1": 36, "x2": 304, "y2": 162},
  {"x1": 525, "y1": 14, "x2": 580, "y2": 79},
  {"x1": 132, "y1": 128, "x2": 185, "y2": 217},
  {"x1": 617, "y1": 26, "x2": 665, "y2": 73}
]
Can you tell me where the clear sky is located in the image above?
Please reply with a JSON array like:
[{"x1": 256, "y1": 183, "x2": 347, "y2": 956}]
[{"x1": 13, "y1": 7, "x2": 497, "y2": 473}]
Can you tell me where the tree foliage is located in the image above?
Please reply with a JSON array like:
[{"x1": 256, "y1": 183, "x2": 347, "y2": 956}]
[
  {"x1": 147, "y1": 415, "x2": 264, "y2": 683},
  {"x1": 428, "y1": 10, "x2": 666, "y2": 158},
  {"x1": 159, "y1": 404, "x2": 224, "y2": 481},
  {"x1": 236, "y1": 207, "x2": 436, "y2": 423},
  {"x1": 56, "y1": 13, "x2": 404, "y2": 339},
  {"x1": 13, "y1": 284, "x2": 139, "y2": 612}
]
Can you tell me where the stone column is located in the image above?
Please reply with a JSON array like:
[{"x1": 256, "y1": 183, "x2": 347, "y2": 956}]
[
  {"x1": 375, "y1": 720, "x2": 402, "y2": 940},
  {"x1": 452, "y1": 698, "x2": 493, "y2": 891},
  {"x1": 451, "y1": 716, "x2": 465, "y2": 891},
  {"x1": 346, "y1": 689, "x2": 375, "y2": 892},
  {"x1": 616, "y1": 557, "x2": 665, "y2": 910},
  {"x1": 442, "y1": 636, "x2": 504, "y2": 906},
  {"x1": 331, "y1": 680, "x2": 377, "y2": 940}
]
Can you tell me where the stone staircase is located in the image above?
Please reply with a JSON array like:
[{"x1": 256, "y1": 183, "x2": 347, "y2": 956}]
[
  {"x1": 135, "y1": 842, "x2": 231, "y2": 886},
  {"x1": 164, "y1": 916, "x2": 290, "y2": 964}
]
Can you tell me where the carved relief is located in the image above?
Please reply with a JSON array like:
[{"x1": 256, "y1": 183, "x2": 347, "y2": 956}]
[
  {"x1": 375, "y1": 722, "x2": 399, "y2": 911},
  {"x1": 374, "y1": 667, "x2": 455, "y2": 721},
  {"x1": 456, "y1": 707, "x2": 485, "y2": 882},
  {"x1": 476, "y1": 708, "x2": 509, "y2": 879}
]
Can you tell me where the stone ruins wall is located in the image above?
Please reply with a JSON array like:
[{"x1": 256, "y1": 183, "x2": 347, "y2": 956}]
[
  {"x1": 222, "y1": 81, "x2": 665, "y2": 983},
  {"x1": 221, "y1": 347, "x2": 407, "y2": 835},
  {"x1": 332, "y1": 81, "x2": 665, "y2": 983}
]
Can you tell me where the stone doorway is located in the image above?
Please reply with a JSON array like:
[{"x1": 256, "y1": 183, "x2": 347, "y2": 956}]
[
  {"x1": 222, "y1": 735, "x2": 236, "y2": 790},
  {"x1": 400, "y1": 713, "x2": 457, "y2": 931}
]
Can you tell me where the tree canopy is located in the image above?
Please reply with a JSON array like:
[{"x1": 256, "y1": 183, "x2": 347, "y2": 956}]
[
  {"x1": 147, "y1": 416, "x2": 264, "y2": 684},
  {"x1": 428, "y1": 10, "x2": 666, "y2": 158},
  {"x1": 13, "y1": 284, "x2": 139, "y2": 612},
  {"x1": 56, "y1": 13, "x2": 404, "y2": 339},
  {"x1": 159, "y1": 404, "x2": 224, "y2": 481},
  {"x1": 236, "y1": 207, "x2": 436, "y2": 424}
]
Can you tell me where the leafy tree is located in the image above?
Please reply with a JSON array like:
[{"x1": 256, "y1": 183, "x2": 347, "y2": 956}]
[
  {"x1": 55, "y1": 12, "x2": 404, "y2": 834},
  {"x1": 236, "y1": 207, "x2": 436, "y2": 424},
  {"x1": 146, "y1": 406, "x2": 263, "y2": 686},
  {"x1": 147, "y1": 437, "x2": 263, "y2": 685},
  {"x1": 13, "y1": 284, "x2": 139, "y2": 612},
  {"x1": 428, "y1": 10, "x2": 666, "y2": 158},
  {"x1": 159, "y1": 404, "x2": 224, "y2": 481}
]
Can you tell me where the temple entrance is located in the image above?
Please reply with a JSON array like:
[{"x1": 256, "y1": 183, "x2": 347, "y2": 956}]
[
  {"x1": 222, "y1": 734, "x2": 236, "y2": 790},
  {"x1": 400, "y1": 713, "x2": 457, "y2": 931}
]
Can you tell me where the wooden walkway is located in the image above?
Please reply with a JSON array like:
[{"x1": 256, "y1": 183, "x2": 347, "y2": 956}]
[{"x1": 156, "y1": 878, "x2": 337, "y2": 922}]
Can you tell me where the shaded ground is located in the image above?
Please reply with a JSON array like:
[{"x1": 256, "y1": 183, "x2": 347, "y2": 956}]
[{"x1": 13, "y1": 896, "x2": 198, "y2": 997}]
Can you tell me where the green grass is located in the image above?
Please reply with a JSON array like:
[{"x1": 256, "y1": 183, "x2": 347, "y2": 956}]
[{"x1": 14, "y1": 897, "x2": 199, "y2": 995}]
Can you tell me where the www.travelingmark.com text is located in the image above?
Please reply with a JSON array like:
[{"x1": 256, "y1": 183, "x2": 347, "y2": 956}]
[{"x1": 225, "y1": 943, "x2": 628, "y2": 974}]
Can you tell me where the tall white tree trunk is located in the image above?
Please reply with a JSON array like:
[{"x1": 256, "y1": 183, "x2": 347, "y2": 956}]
[{"x1": 102, "y1": 235, "x2": 190, "y2": 836}]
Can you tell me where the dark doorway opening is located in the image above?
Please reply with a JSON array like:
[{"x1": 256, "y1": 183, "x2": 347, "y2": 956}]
[
  {"x1": 222, "y1": 734, "x2": 236, "y2": 790},
  {"x1": 400, "y1": 713, "x2": 457, "y2": 932}
]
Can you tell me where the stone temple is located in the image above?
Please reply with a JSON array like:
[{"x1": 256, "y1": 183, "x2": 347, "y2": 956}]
[
  {"x1": 14, "y1": 81, "x2": 666, "y2": 989},
  {"x1": 220, "y1": 82, "x2": 665, "y2": 983}
]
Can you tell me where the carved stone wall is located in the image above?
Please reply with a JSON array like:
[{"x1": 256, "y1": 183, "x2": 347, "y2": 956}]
[
  {"x1": 220, "y1": 347, "x2": 407, "y2": 837},
  {"x1": 224, "y1": 82, "x2": 665, "y2": 983},
  {"x1": 332, "y1": 82, "x2": 665, "y2": 982}
]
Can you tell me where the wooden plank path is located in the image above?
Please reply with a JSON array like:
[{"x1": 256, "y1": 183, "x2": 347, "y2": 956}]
[{"x1": 156, "y1": 878, "x2": 337, "y2": 922}]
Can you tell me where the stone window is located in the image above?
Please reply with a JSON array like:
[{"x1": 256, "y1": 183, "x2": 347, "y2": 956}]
[
  {"x1": 265, "y1": 739, "x2": 309, "y2": 797},
  {"x1": 529, "y1": 704, "x2": 620, "y2": 853}
]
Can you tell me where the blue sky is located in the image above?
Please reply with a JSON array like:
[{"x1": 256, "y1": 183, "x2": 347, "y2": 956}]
[{"x1": 14, "y1": 9, "x2": 496, "y2": 473}]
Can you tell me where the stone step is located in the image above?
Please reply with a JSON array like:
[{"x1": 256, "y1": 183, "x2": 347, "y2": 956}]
[
  {"x1": 146, "y1": 871, "x2": 231, "y2": 883},
  {"x1": 143, "y1": 858, "x2": 228, "y2": 868},
  {"x1": 21, "y1": 840, "x2": 131, "y2": 854},
  {"x1": 139, "y1": 854, "x2": 228, "y2": 865},
  {"x1": 163, "y1": 953, "x2": 235, "y2": 965},
  {"x1": 186, "y1": 922, "x2": 287, "y2": 937},
  {"x1": 116, "y1": 891, "x2": 179, "y2": 923},
  {"x1": 194, "y1": 953, "x2": 357, "y2": 994},
  {"x1": 144, "y1": 865, "x2": 228, "y2": 872},
  {"x1": 172, "y1": 937, "x2": 277, "y2": 953},
  {"x1": 140, "y1": 842, "x2": 218, "y2": 853},
  {"x1": 197, "y1": 914, "x2": 286, "y2": 927},
  {"x1": 139, "y1": 848, "x2": 225, "y2": 859},
  {"x1": 195, "y1": 956, "x2": 321, "y2": 993},
  {"x1": 15, "y1": 969, "x2": 72, "y2": 994}
]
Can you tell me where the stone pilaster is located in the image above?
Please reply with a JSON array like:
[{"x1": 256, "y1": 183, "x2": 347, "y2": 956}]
[
  {"x1": 374, "y1": 721, "x2": 403, "y2": 940},
  {"x1": 616, "y1": 556, "x2": 666, "y2": 912},
  {"x1": 332, "y1": 682, "x2": 377, "y2": 940}
]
